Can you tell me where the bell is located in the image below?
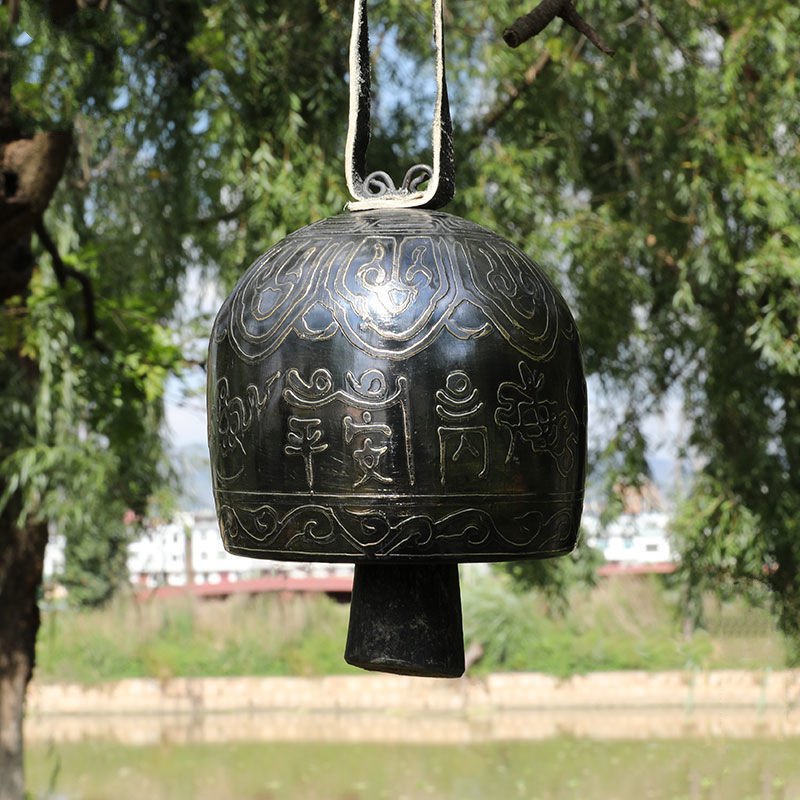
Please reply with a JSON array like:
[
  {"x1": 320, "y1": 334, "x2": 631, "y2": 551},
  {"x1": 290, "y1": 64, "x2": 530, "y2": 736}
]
[{"x1": 207, "y1": 0, "x2": 586, "y2": 678}]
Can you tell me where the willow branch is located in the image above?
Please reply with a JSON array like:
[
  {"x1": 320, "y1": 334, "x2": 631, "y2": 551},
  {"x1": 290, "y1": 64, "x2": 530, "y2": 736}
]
[
  {"x1": 191, "y1": 199, "x2": 256, "y2": 228},
  {"x1": 5, "y1": 0, "x2": 21, "y2": 25},
  {"x1": 636, "y1": 0, "x2": 697, "y2": 65},
  {"x1": 34, "y1": 217, "x2": 99, "y2": 343},
  {"x1": 504, "y1": 0, "x2": 615, "y2": 56},
  {"x1": 474, "y1": 48, "x2": 553, "y2": 140}
]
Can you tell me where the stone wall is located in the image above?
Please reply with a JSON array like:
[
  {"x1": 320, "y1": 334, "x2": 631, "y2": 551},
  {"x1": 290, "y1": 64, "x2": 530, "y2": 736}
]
[
  {"x1": 28, "y1": 670, "x2": 800, "y2": 716},
  {"x1": 25, "y1": 672, "x2": 800, "y2": 744}
]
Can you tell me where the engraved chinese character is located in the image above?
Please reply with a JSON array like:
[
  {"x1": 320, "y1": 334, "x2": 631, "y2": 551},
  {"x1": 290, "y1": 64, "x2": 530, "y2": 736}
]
[
  {"x1": 352, "y1": 436, "x2": 392, "y2": 487},
  {"x1": 284, "y1": 416, "x2": 328, "y2": 490},
  {"x1": 436, "y1": 371, "x2": 488, "y2": 486},
  {"x1": 284, "y1": 367, "x2": 414, "y2": 488},
  {"x1": 343, "y1": 410, "x2": 392, "y2": 445}
]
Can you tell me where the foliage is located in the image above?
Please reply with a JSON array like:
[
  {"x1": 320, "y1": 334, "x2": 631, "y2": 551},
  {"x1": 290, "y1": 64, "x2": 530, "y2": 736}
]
[
  {"x1": 341, "y1": 0, "x2": 800, "y2": 639},
  {"x1": 502, "y1": 538, "x2": 604, "y2": 616},
  {"x1": 440, "y1": 1, "x2": 800, "y2": 640},
  {"x1": 35, "y1": 581, "x2": 789, "y2": 684},
  {"x1": 4, "y1": 3, "x2": 794, "y2": 797},
  {"x1": 2, "y1": 0, "x2": 352, "y2": 603},
  {"x1": 2, "y1": 0, "x2": 798, "y2": 626},
  {"x1": 37, "y1": 594, "x2": 360, "y2": 683},
  {"x1": 462, "y1": 572, "x2": 713, "y2": 675},
  {"x1": 1, "y1": 264, "x2": 173, "y2": 604}
]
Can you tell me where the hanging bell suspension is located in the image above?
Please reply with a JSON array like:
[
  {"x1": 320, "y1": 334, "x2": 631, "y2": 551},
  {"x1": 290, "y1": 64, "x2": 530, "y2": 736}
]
[
  {"x1": 345, "y1": 0, "x2": 454, "y2": 211},
  {"x1": 207, "y1": 0, "x2": 587, "y2": 678}
]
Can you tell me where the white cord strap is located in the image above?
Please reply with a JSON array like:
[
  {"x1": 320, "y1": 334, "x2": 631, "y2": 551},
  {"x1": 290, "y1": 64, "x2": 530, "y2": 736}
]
[{"x1": 345, "y1": 0, "x2": 455, "y2": 211}]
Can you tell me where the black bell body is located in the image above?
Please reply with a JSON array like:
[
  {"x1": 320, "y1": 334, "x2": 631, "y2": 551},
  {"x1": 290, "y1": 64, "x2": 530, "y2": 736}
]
[
  {"x1": 208, "y1": 208, "x2": 586, "y2": 676},
  {"x1": 209, "y1": 209, "x2": 586, "y2": 561}
]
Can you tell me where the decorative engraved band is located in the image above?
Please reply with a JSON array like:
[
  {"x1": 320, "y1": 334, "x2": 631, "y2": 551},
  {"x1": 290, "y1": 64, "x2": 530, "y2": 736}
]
[{"x1": 215, "y1": 490, "x2": 583, "y2": 563}]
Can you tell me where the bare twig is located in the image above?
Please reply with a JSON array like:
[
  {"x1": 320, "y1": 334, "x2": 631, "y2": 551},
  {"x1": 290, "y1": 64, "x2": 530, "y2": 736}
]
[
  {"x1": 34, "y1": 217, "x2": 100, "y2": 343},
  {"x1": 556, "y1": 32, "x2": 588, "y2": 81},
  {"x1": 504, "y1": 0, "x2": 615, "y2": 56}
]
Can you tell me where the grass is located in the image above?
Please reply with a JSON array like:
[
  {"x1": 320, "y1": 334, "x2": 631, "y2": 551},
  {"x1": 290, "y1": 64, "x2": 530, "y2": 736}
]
[
  {"x1": 462, "y1": 572, "x2": 788, "y2": 676},
  {"x1": 36, "y1": 592, "x2": 360, "y2": 683},
  {"x1": 34, "y1": 574, "x2": 789, "y2": 684}
]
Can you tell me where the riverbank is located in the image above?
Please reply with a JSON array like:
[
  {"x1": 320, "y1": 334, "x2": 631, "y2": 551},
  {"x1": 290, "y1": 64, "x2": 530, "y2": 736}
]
[
  {"x1": 26, "y1": 670, "x2": 800, "y2": 745},
  {"x1": 29, "y1": 670, "x2": 800, "y2": 715}
]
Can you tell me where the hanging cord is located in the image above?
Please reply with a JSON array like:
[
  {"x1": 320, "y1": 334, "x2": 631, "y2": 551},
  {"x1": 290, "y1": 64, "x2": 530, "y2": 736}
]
[{"x1": 345, "y1": 0, "x2": 455, "y2": 211}]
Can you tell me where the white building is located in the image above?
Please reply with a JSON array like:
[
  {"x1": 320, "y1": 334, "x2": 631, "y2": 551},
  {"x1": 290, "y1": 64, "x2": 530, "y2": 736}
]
[
  {"x1": 42, "y1": 502, "x2": 677, "y2": 587},
  {"x1": 582, "y1": 511, "x2": 677, "y2": 565},
  {"x1": 43, "y1": 510, "x2": 352, "y2": 587},
  {"x1": 127, "y1": 510, "x2": 238, "y2": 587},
  {"x1": 43, "y1": 532, "x2": 66, "y2": 582}
]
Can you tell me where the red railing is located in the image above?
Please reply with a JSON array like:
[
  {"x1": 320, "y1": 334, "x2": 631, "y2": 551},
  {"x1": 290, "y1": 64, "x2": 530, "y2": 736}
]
[{"x1": 136, "y1": 574, "x2": 354, "y2": 601}]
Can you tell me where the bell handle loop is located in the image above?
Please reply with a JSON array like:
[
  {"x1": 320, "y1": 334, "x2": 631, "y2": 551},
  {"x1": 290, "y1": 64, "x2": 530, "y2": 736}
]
[{"x1": 345, "y1": 0, "x2": 455, "y2": 211}]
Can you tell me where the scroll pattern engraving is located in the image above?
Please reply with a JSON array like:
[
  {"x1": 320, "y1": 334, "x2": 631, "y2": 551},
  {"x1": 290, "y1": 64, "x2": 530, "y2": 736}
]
[
  {"x1": 219, "y1": 211, "x2": 576, "y2": 363},
  {"x1": 353, "y1": 241, "x2": 433, "y2": 316},
  {"x1": 218, "y1": 500, "x2": 577, "y2": 559}
]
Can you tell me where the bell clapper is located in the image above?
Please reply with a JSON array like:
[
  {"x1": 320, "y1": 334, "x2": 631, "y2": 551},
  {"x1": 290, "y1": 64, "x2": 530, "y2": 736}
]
[{"x1": 345, "y1": 563, "x2": 465, "y2": 678}]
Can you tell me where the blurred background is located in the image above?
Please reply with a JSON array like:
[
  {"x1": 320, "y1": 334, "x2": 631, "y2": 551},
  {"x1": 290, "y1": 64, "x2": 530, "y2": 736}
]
[{"x1": 2, "y1": 0, "x2": 799, "y2": 798}]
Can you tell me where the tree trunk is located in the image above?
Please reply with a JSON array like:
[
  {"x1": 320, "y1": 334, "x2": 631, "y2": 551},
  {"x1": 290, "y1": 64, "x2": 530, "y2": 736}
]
[
  {"x1": 0, "y1": 26, "x2": 74, "y2": 800},
  {"x1": 0, "y1": 131, "x2": 72, "y2": 304},
  {"x1": 0, "y1": 496, "x2": 47, "y2": 800}
]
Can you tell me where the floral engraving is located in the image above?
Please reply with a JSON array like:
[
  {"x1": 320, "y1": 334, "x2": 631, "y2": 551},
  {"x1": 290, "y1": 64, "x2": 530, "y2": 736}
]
[
  {"x1": 213, "y1": 372, "x2": 280, "y2": 481},
  {"x1": 494, "y1": 361, "x2": 577, "y2": 477}
]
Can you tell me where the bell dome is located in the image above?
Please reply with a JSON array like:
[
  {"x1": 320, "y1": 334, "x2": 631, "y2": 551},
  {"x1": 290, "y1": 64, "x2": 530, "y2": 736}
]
[{"x1": 208, "y1": 209, "x2": 586, "y2": 564}]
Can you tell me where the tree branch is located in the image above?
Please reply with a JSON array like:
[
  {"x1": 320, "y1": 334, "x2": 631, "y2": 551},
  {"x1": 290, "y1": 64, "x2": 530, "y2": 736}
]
[
  {"x1": 191, "y1": 199, "x2": 256, "y2": 228},
  {"x1": 474, "y1": 48, "x2": 553, "y2": 140},
  {"x1": 0, "y1": 46, "x2": 15, "y2": 142},
  {"x1": 466, "y1": 26, "x2": 591, "y2": 148},
  {"x1": 504, "y1": 0, "x2": 615, "y2": 56},
  {"x1": 636, "y1": 0, "x2": 697, "y2": 65},
  {"x1": 33, "y1": 217, "x2": 99, "y2": 343},
  {"x1": 5, "y1": 0, "x2": 21, "y2": 26}
]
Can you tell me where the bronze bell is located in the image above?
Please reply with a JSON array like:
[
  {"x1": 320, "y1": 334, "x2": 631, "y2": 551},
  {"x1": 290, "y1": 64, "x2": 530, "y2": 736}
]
[{"x1": 207, "y1": 0, "x2": 586, "y2": 678}]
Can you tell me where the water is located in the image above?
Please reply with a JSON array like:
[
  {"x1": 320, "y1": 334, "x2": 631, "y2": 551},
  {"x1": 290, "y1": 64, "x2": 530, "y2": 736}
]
[{"x1": 26, "y1": 712, "x2": 800, "y2": 800}]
